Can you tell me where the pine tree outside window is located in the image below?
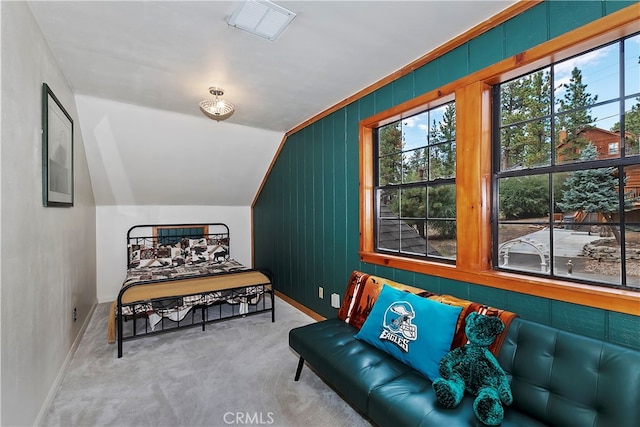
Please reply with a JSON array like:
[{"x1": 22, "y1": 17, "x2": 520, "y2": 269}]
[
  {"x1": 375, "y1": 101, "x2": 457, "y2": 262},
  {"x1": 493, "y1": 33, "x2": 640, "y2": 290}
]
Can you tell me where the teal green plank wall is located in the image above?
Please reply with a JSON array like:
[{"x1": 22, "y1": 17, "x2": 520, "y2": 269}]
[{"x1": 253, "y1": 0, "x2": 640, "y2": 350}]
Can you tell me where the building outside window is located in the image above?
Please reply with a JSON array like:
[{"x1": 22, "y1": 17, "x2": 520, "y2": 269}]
[
  {"x1": 493, "y1": 33, "x2": 640, "y2": 290},
  {"x1": 609, "y1": 142, "x2": 619, "y2": 155},
  {"x1": 374, "y1": 101, "x2": 457, "y2": 262}
]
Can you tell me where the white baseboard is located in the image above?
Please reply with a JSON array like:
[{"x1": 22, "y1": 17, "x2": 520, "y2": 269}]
[{"x1": 33, "y1": 300, "x2": 98, "y2": 427}]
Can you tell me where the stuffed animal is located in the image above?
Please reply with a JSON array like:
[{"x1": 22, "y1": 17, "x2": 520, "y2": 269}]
[{"x1": 432, "y1": 312, "x2": 513, "y2": 426}]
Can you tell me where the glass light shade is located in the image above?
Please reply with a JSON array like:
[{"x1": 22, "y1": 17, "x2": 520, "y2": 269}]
[{"x1": 199, "y1": 98, "x2": 235, "y2": 121}]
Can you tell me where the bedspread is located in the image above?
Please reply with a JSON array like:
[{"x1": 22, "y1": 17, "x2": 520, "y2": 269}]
[
  {"x1": 123, "y1": 258, "x2": 250, "y2": 285},
  {"x1": 107, "y1": 259, "x2": 271, "y2": 343}
]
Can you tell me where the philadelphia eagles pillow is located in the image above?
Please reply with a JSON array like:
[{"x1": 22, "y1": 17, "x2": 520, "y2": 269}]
[{"x1": 354, "y1": 284, "x2": 462, "y2": 381}]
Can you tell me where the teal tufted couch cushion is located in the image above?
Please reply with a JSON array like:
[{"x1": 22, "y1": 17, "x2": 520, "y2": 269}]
[
  {"x1": 290, "y1": 316, "x2": 640, "y2": 426},
  {"x1": 497, "y1": 318, "x2": 640, "y2": 427}
]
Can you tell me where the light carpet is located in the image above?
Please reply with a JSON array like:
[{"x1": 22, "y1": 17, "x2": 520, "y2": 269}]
[{"x1": 41, "y1": 298, "x2": 370, "y2": 427}]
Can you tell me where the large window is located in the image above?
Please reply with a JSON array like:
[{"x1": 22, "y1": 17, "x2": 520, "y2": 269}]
[
  {"x1": 360, "y1": 9, "x2": 639, "y2": 313},
  {"x1": 374, "y1": 102, "x2": 457, "y2": 262},
  {"x1": 493, "y1": 33, "x2": 640, "y2": 290}
]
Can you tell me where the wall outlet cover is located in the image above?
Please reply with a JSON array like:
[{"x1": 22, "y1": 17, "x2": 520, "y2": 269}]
[{"x1": 331, "y1": 293, "x2": 340, "y2": 308}]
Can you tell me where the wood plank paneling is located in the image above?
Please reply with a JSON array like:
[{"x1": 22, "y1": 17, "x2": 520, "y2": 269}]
[
  {"x1": 469, "y1": 26, "x2": 505, "y2": 72},
  {"x1": 504, "y1": 3, "x2": 548, "y2": 57},
  {"x1": 252, "y1": 1, "x2": 640, "y2": 346},
  {"x1": 549, "y1": 0, "x2": 604, "y2": 39}
]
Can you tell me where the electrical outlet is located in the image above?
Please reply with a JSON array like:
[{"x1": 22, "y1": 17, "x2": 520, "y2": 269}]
[
  {"x1": 72, "y1": 307, "x2": 77, "y2": 322},
  {"x1": 331, "y1": 293, "x2": 340, "y2": 308},
  {"x1": 318, "y1": 286, "x2": 324, "y2": 299}
]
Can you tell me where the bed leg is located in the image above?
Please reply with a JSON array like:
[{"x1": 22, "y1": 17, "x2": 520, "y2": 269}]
[
  {"x1": 271, "y1": 289, "x2": 275, "y2": 323},
  {"x1": 117, "y1": 307, "x2": 123, "y2": 358},
  {"x1": 294, "y1": 356, "x2": 305, "y2": 381}
]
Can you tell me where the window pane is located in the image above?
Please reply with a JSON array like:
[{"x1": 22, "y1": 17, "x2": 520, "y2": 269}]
[
  {"x1": 625, "y1": 220, "x2": 640, "y2": 290},
  {"x1": 624, "y1": 165, "x2": 640, "y2": 207},
  {"x1": 374, "y1": 100, "x2": 456, "y2": 263},
  {"x1": 625, "y1": 34, "x2": 639, "y2": 96},
  {"x1": 554, "y1": 42, "x2": 619, "y2": 111},
  {"x1": 427, "y1": 184, "x2": 456, "y2": 219},
  {"x1": 578, "y1": 223, "x2": 622, "y2": 285},
  {"x1": 428, "y1": 103, "x2": 456, "y2": 144},
  {"x1": 499, "y1": 119, "x2": 551, "y2": 171},
  {"x1": 590, "y1": 101, "x2": 623, "y2": 136},
  {"x1": 402, "y1": 111, "x2": 429, "y2": 151},
  {"x1": 500, "y1": 69, "x2": 551, "y2": 126},
  {"x1": 499, "y1": 175, "x2": 550, "y2": 220},
  {"x1": 625, "y1": 97, "x2": 640, "y2": 157},
  {"x1": 553, "y1": 217, "x2": 604, "y2": 281},
  {"x1": 426, "y1": 184, "x2": 456, "y2": 260},
  {"x1": 494, "y1": 33, "x2": 639, "y2": 290},
  {"x1": 429, "y1": 142, "x2": 456, "y2": 179},
  {"x1": 556, "y1": 102, "x2": 622, "y2": 164},
  {"x1": 498, "y1": 226, "x2": 551, "y2": 275},
  {"x1": 499, "y1": 125, "x2": 525, "y2": 171},
  {"x1": 556, "y1": 166, "x2": 620, "y2": 216},
  {"x1": 378, "y1": 188, "x2": 399, "y2": 217},
  {"x1": 524, "y1": 118, "x2": 552, "y2": 168},
  {"x1": 378, "y1": 152, "x2": 402, "y2": 185},
  {"x1": 378, "y1": 219, "x2": 400, "y2": 252},
  {"x1": 552, "y1": 172, "x2": 569, "y2": 218},
  {"x1": 427, "y1": 220, "x2": 456, "y2": 260},
  {"x1": 403, "y1": 148, "x2": 427, "y2": 183},
  {"x1": 378, "y1": 123, "x2": 403, "y2": 156},
  {"x1": 402, "y1": 219, "x2": 428, "y2": 255},
  {"x1": 400, "y1": 187, "x2": 426, "y2": 219}
]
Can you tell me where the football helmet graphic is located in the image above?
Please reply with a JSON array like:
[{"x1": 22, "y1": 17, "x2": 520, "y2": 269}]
[{"x1": 383, "y1": 301, "x2": 418, "y2": 340}]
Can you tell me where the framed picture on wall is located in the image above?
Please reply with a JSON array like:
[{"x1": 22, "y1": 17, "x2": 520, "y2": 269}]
[{"x1": 42, "y1": 83, "x2": 74, "y2": 207}]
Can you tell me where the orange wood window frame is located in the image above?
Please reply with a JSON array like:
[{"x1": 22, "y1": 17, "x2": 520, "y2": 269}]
[{"x1": 360, "y1": 5, "x2": 640, "y2": 315}]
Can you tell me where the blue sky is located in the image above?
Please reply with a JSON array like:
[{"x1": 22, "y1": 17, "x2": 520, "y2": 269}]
[
  {"x1": 554, "y1": 33, "x2": 639, "y2": 131},
  {"x1": 398, "y1": 33, "x2": 639, "y2": 153},
  {"x1": 401, "y1": 103, "x2": 449, "y2": 152}
]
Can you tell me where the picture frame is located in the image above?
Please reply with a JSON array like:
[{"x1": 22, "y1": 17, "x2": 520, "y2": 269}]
[{"x1": 42, "y1": 83, "x2": 74, "y2": 207}]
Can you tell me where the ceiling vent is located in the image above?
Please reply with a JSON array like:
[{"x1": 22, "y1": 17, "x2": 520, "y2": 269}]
[{"x1": 228, "y1": 0, "x2": 296, "y2": 42}]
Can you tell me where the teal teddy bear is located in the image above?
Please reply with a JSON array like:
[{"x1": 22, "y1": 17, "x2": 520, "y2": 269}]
[{"x1": 432, "y1": 312, "x2": 513, "y2": 426}]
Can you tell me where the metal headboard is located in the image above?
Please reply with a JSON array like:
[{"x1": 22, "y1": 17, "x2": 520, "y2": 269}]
[{"x1": 125, "y1": 223, "x2": 230, "y2": 267}]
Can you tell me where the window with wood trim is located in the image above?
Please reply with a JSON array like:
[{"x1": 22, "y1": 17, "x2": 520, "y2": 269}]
[
  {"x1": 493, "y1": 33, "x2": 640, "y2": 291},
  {"x1": 374, "y1": 102, "x2": 457, "y2": 262},
  {"x1": 360, "y1": 8, "x2": 640, "y2": 314}
]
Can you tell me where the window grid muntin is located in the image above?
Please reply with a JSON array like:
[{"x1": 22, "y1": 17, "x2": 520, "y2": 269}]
[
  {"x1": 492, "y1": 32, "x2": 640, "y2": 290},
  {"x1": 374, "y1": 101, "x2": 456, "y2": 263}
]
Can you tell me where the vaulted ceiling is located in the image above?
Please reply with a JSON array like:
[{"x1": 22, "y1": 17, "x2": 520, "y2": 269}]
[{"x1": 27, "y1": 0, "x2": 516, "y2": 206}]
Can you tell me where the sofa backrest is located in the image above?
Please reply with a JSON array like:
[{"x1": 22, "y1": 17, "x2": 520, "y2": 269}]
[
  {"x1": 498, "y1": 317, "x2": 640, "y2": 427},
  {"x1": 337, "y1": 270, "x2": 517, "y2": 355}
]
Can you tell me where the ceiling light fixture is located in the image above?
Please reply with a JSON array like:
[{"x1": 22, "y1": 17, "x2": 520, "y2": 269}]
[
  {"x1": 228, "y1": 0, "x2": 296, "y2": 42},
  {"x1": 199, "y1": 87, "x2": 235, "y2": 121}
]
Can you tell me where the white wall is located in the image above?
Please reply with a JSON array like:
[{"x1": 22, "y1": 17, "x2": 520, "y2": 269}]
[
  {"x1": 75, "y1": 95, "x2": 283, "y2": 207},
  {"x1": 0, "y1": 3, "x2": 4, "y2": 424},
  {"x1": 97, "y1": 205, "x2": 252, "y2": 302},
  {"x1": 0, "y1": 2, "x2": 97, "y2": 426}
]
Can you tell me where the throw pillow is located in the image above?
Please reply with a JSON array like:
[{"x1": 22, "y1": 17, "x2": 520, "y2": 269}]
[{"x1": 354, "y1": 284, "x2": 462, "y2": 381}]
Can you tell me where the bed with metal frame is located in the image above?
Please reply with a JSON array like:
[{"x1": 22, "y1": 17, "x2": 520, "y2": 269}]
[{"x1": 107, "y1": 223, "x2": 274, "y2": 357}]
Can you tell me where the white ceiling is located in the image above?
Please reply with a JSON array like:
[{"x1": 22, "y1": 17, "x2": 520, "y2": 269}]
[
  {"x1": 28, "y1": 0, "x2": 517, "y2": 134},
  {"x1": 25, "y1": 0, "x2": 517, "y2": 207}
]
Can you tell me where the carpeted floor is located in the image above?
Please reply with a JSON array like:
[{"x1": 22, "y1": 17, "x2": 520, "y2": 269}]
[{"x1": 41, "y1": 297, "x2": 370, "y2": 427}]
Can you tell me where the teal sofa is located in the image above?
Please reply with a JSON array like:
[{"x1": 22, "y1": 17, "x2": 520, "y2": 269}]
[{"x1": 289, "y1": 273, "x2": 640, "y2": 426}]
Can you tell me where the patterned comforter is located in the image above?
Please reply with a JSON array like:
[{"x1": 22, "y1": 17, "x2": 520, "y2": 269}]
[
  {"x1": 123, "y1": 258, "x2": 250, "y2": 286},
  {"x1": 118, "y1": 259, "x2": 266, "y2": 328}
]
